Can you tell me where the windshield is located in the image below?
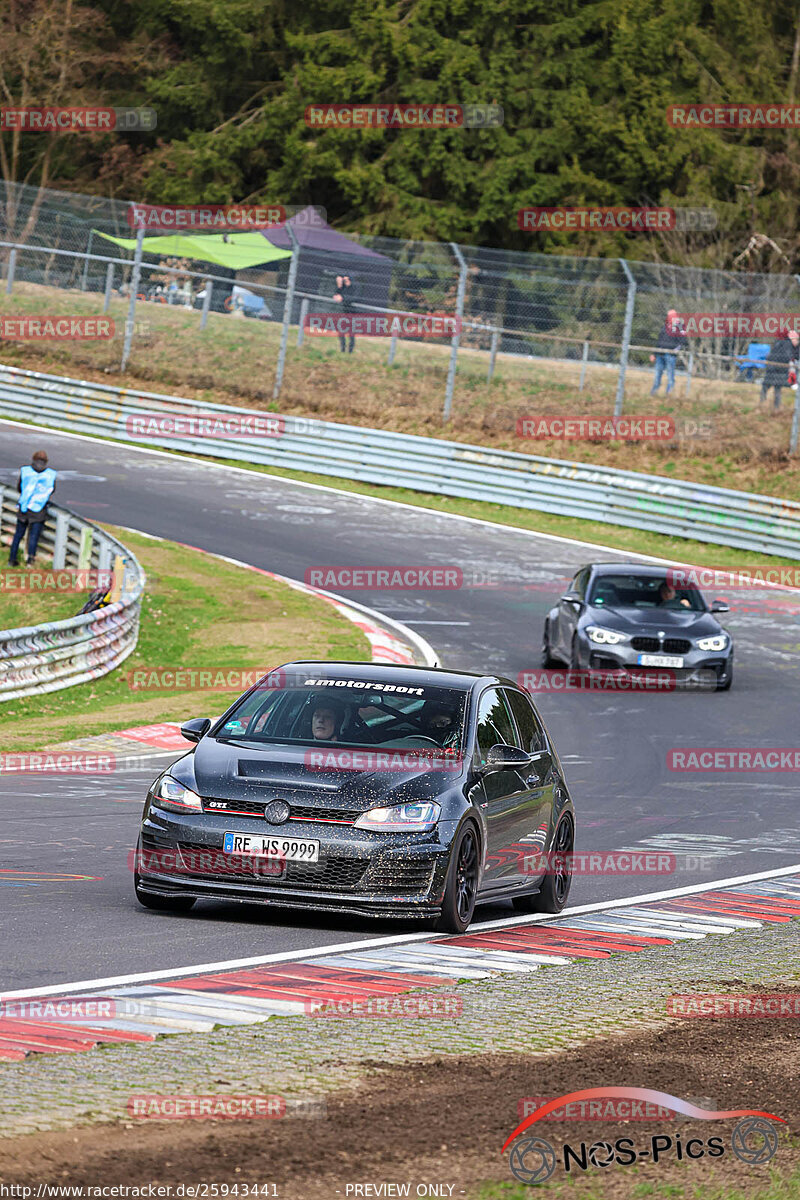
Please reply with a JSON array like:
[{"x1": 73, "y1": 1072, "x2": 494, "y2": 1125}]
[
  {"x1": 588, "y1": 574, "x2": 706, "y2": 612},
  {"x1": 215, "y1": 676, "x2": 468, "y2": 754}
]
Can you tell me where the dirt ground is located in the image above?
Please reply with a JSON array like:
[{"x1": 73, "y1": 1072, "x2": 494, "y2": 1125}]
[{"x1": 1, "y1": 996, "x2": 797, "y2": 1199}]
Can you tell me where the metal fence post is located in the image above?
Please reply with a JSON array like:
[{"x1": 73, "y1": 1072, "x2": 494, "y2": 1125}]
[
  {"x1": 273, "y1": 225, "x2": 300, "y2": 400},
  {"x1": 52, "y1": 512, "x2": 69, "y2": 570},
  {"x1": 200, "y1": 278, "x2": 213, "y2": 330},
  {"x1": 579, "y1": 339, "x2": 589, "y2": 391},
  {"x1": 487, "y1": 328, "x2": 499, "y2": 382},
  {"x1": 121, "y1": 227, "x2": 144, "y2": 372},
  {"x1": 388, "y1": 333, "x2": 398, "y2": 365},
  {"x1": 791, "y1": 387, "x2": 800, "y2": 454},
  {"x1": 297, "y1": 297, "x2": 309, "y2": 346},
  {"x1": 614, "y1": 259, "x2": 636, "y2": 418},
  {"x1": 81, "y1": 229, "x2": 93, "y2": 292},
  {"x1": 685, "y1": 351, "x2": 694, "y2": 397},
  {"x1": 443, "y1": 243, "x2": 467, "y2": 421},
  {"x1": 103, "y1": 262, "x2": 114, "y2": 313},
  {"x1": 5, "y1": 248, "x2": 16, "y2": 295}
]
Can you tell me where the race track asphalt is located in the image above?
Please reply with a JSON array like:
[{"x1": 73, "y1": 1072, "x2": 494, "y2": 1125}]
[{"x1": 2, "y1": 420, "x2": 799, "y2": 991}]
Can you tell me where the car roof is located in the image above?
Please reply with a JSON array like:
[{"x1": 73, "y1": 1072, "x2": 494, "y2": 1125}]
[
  {"x1": 584, "y1": 562, "x2": 671, "y2": 578},
  {"x1": 280, "y1": 661, "x2": 521, "y2": 692}
]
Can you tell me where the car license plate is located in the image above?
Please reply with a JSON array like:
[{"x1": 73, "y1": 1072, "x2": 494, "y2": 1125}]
[
  {"x1": 222, "y1": 832, "x2": 320, "y2": 862},
  {"x1": 637, "y1": 653, "x2": 684, "y2": 668}
]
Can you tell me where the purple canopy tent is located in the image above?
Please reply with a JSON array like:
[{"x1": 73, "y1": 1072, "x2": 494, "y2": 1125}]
[{"x1": 261, "y1": 206, "x2": 394, "y2": 319}]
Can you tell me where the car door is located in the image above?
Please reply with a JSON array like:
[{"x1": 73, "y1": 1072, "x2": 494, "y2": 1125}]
[
  {"x1": 553, "y1": 567, "x2": 589, "y2": 661},
  {"x1": 473, "y1": 687, "x2": 536, "y2": 890},
  {"x1": 502, "y1": 687, "x2": 556, "y2": 888}
]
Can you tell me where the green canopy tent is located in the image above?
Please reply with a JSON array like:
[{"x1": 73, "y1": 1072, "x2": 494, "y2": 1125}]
[
  {"x1": 94, "y1": 229, "x2": 293, "y2": 270},
  {"x1": 94, "y1": 229, "x2": 293, "y2": 312}
]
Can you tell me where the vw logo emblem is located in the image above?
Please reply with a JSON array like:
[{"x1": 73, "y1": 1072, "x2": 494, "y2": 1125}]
[
  {"x1": 731, "y1": 1117, "x2": 779, "y2": 1165},
  {"x1": 264, "y1": 799, "x2": 290, "y2": 825},
  {"x1": 508, "y1": 1137, "x2": 557, "y2": 1185}
]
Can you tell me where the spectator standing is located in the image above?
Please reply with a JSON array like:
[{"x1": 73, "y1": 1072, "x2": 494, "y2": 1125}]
[
  {"x1": 650, "y1": 310, "x2": 687, "y2": 395},
  {"x1": 8, "y1": 450, "x2": 57, "y2": 567},
  {"x1": 333, "y1": 274, "x2": 357, "y2": 353},
  {"x1": 760, "y1": 329, "x2": 799, "y2": 410}
]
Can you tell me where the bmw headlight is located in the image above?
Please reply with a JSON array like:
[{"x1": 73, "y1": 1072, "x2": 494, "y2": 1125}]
[
  {"x1": 153, "y1": 775, "x2": 203, "y2": 813},
  {"x1": 586, "y1": 625, "x2": 629, "y2": 645},
  {"x1": 697, "y1": 633, "x2": 728, "y2": 651},
  {"x1": 355, "y1": 802, "x2": 441, "y2": 832}
]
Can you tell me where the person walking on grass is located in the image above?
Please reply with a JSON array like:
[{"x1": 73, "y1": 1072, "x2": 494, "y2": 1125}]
[
  {"x1": 8, "y1": 450, "x2": 57, "y2": 567},
  {"x1": 650, "y1": 310, "x2": 687, "y2": 396},
  {"x1": 760, "y1": 329, "x2": 799, "y2": 410}
]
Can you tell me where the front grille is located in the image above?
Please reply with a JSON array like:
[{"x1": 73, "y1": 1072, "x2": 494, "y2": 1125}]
[
  {"x1": 202, "y1": 798, "x2": 266, "y2": 817},
  {"x1": 202, "y1": 798, "x2": 359, "y2": 824},
  {"x1": 631, "y1": 637, "x2": 691, "y2": 654},
  {"x1": 176, "y1": 842, "x2": 367, "y2": 891},
  {"x1": 367, "y1": 861, "x2": 435, "y2": 894}
]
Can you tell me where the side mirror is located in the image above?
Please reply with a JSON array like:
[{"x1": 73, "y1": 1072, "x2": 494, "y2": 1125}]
[
  {"x1": 482, "y1": 744, "x2": 533, "y2": 773},
  {"x1": 180, "y1": 717, "x2": 212, "y2": 744},
  {"x1": 710, "y1": 599, "x2": 729, "y2": 613},
  {"x1": 560, "y1": 590, "x2": 583, "y2": 609}
]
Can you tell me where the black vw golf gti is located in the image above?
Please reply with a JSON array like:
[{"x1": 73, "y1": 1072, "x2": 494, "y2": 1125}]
[{"x1": 134, "y1": 662, "x2": 576, "y2": 932}]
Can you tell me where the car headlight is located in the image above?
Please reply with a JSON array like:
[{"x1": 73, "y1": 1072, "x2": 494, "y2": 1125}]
[
  {"x1": 152, "y1": 775, "x2": 203, "y2": 813},
  {"x1": 586, "y1": 625, "x2": 628, "y2": 645},
  {"x1": 354, "y1": 802, "x2": 441, "y2": 832},
  {"x1": 697, "y1": 634, "x2": 728, "y2": 651}
]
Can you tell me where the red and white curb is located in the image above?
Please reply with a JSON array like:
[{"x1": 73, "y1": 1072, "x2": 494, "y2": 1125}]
[{"x1": 1, "y1": 868, "x2": 798, "y2": 1061}]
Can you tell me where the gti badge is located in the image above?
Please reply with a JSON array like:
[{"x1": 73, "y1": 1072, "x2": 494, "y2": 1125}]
[{"x1": 264, "y1": 799, "x2": 291, "y2": 825}]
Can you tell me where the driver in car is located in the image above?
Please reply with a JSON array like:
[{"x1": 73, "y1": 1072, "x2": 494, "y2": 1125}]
[
  {"x1": 657, "y1": 581, "x2": 692, "y2": 609},
  {"x1": 311, "y1": 701, "x2": 344, "y2": 742},
  {"x1": 422, "y1": 704, "x2": 459, "y2": 748}
]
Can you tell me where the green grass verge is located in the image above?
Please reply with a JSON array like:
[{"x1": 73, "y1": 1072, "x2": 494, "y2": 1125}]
[
  {"x1": 0, "y1": 564, "x2": 92, "y2": 629},
  {"x1": 471, "y1": 1164, "x2": 800, "y2": 1199},
  {"x1": 0, "y1": 525, "x2": 369, "y2": 751}
]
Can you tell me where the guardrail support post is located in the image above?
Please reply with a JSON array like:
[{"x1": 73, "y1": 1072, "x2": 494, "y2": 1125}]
[
  {"x1": 297, "y1": 297, "x2": 309, "y2": 346},
  {"x1": 97, "y1": 538, "x2": 113, "y2": 574},
  {"x1": 579, "y1": 339, "x2": 589, "y2": 391},
  {"x1": 387, "y1": 333, "x2": 398, "y2": 365},
  {"x1": 443, "y1": 243, "x2": 467, "y2": 421},
  {"x1": 615, "y1": 259, "x2": 636, "y2": 418},
  {"x1": 103, "y1": 262, "x2": 114, "y2": 313},
  {"x1": 200, "y1": 278, "x2": 213, "y2": 329},
  {"x1": 685, "y1": 351, "x2": 694, "y2": 397},
  {"x1": 77, "y1": 525, "x2": 93, "y2": 570},
  {"x1": 52, "y1": 512, "x2": 70, "y2": 570},
  {"x1": 121, "y1": 226, "x2": 144, "y2": 372},
  {"x1": 487, "y1": 329, "x2": 499, "y2": 382},
  {"x1": 273, "y1": 225, "x2": 300, "y2": 400},
  {"x1": 5, "y1": 248, "x2": 16, "y2": 295}
]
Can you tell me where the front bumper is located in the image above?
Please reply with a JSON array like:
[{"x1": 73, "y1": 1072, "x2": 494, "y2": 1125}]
[
  {"x1": 136, "y1": 808, "x2": 457, "y2": 919},
  {"x1": 580, "y1": 639, "x2": 732, "y2": 688}
]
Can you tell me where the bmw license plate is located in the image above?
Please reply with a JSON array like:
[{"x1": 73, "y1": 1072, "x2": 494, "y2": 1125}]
[
  {"x1": 223, "y1": 832, "x2": 320, "y2": 862},
  {"x1": 637, "y1": 653, "x2": 684, "y2": 668}
]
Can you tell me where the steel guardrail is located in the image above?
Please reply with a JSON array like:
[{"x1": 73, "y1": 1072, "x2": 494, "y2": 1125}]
[
  {"x1": 0, "y1": 362, "x2": 798, "y2": 558},
  {"x1": 0, "y1": 486, "x2": 144, "y2": 701}
]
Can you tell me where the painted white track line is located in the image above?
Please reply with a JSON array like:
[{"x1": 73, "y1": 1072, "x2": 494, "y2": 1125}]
[{"x1": 3, "y1": 861, "x2": 798, "y2": 1002}]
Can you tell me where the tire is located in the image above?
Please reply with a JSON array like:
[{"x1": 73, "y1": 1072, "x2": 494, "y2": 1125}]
[
  {"x1": 435, "y1": 822, "x2": 480, "y2": 934},
  {"x1": 541, "y1": 620, "x2": 559, "y2": 668},
  {"x1": 512, "y1": 813, "x2": 574, "y2": 914}
]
